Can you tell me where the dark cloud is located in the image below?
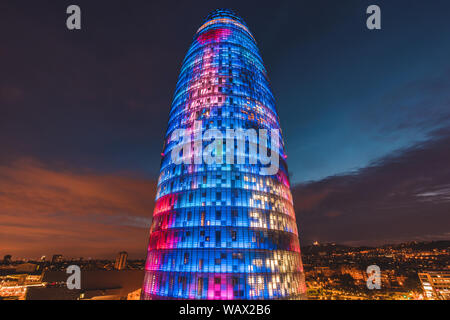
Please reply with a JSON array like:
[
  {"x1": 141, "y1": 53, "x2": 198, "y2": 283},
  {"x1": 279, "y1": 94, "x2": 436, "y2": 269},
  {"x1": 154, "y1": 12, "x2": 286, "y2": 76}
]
[
  {"x1": 293, "y1": 128, "x2": 450, "y2": 246},
  {"x1": 0, "y1": 159, "x2": 157, "y2": 258},
  {"x1": 375, "y1": 68, "x2": 450, "y2": 134}
]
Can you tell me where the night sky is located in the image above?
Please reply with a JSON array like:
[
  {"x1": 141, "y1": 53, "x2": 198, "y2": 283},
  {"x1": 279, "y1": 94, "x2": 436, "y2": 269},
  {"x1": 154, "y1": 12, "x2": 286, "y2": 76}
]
[{"x1": 1, "y1": 0, "x2": 450, "y2": 258}]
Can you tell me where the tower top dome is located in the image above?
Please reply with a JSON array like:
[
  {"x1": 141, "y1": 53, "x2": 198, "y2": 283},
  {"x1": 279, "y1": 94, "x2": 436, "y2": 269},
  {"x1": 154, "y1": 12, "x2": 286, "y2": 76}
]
[
  {"x1": 203, "y1": 8, "x2": 245, "y2": 24},
  {"x1": 196, "y1": 8, "x2": 253, "y2": 41}
]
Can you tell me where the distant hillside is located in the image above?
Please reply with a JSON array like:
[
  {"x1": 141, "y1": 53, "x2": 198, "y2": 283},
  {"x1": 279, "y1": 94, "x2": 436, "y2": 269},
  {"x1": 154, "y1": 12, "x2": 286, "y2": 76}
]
[{"x1": 301, "y1": 240, "x2": 450, "y2": 254}]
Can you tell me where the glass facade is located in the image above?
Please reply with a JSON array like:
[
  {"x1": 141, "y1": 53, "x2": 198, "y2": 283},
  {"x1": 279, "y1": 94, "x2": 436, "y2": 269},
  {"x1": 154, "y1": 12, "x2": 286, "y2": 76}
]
[{"x1": 141, "y1": 9, "x2": 306, "y2": 300}]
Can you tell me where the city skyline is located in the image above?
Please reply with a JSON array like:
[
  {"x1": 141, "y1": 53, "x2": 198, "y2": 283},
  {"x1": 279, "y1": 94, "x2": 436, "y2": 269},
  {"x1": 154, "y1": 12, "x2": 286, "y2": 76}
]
[
  {"x1": 1, "y1": 0, "x2": 450, "y2": 258},
  {"x1": 3, "y1": 239, "x2": 449, "y2": 261},
  {"x1": 2, "y1": 241, "x2": 448, "y2": 300}
]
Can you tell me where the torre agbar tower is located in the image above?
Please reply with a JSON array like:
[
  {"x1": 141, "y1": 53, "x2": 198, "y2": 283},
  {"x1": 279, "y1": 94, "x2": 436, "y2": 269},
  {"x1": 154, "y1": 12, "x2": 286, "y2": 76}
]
[{"x1": 141, "y1": 9, "x2": 306, "y2": 300}]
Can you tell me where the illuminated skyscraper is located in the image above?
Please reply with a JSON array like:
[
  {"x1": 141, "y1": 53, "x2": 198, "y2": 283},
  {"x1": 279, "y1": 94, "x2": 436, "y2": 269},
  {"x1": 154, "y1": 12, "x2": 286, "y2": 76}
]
[{"x1": 141, "y1": 9, "x2": 306, "y2": 300}]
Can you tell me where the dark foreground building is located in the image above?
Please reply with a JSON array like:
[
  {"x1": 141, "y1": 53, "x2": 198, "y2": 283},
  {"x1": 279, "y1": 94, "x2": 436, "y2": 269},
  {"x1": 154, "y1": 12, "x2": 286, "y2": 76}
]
[
  {"x1": 142, "y1": 9, "x2": 306, "y2": 300},
  {"x1": 27, "y1": 270, "x2": 144, "y2": 300}
]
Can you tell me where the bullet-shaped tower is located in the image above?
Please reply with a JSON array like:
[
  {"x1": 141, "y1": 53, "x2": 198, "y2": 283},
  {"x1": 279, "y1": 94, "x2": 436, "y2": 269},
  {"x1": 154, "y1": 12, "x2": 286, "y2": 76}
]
[{"x1": 142, "y1": 9, "x2": 306, "y2": 300}]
